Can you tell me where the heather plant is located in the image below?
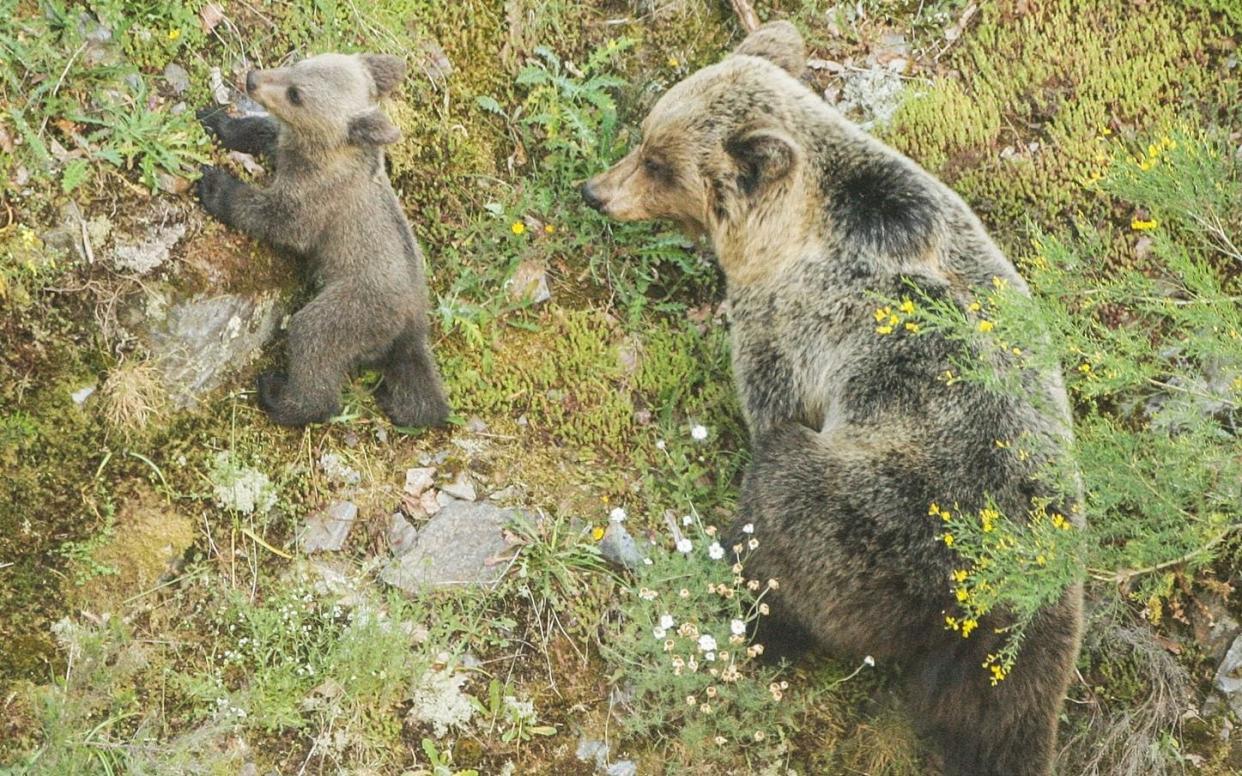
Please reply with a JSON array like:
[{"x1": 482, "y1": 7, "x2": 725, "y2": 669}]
[{"x1": 882, "y1": 126, "x2": 1241, "y2": 679}]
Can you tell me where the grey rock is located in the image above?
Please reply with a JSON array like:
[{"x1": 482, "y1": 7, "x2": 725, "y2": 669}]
[
  {"x1": 606, "y1": 762, "x2": 637, "y2": 776},
  {"x1": 381, "y1": 500, "x2": 519, "y2": 593},
  {"x1": 599, "y1": 522, "x2": 644, "y2": 571},
  {"x1": 576, "y1": 738, "x2": 609, "y2": 769},
  {"x1": 440, "y1": 471, "x2": 477, "y2": 502},
  {"x1": 836, "y1": 66, "x2": 906, "y2": 129},
  {"x1": 112, "y1": 222, "x2": 186, "y2": 275},
  {"x1": 143, "y1": 292, "x2": 283, "y2": 408},
  {"x1": 71, "y1": 384, "x2": 96, "y2": 406},
  {"x1": 299, "y1": 501, "x2": 358, "y2": 553},
  {"x1": 163, "y1": 63, "x2": 190, "y2": 95},
  {"x1": 506, "y1": 259, "x2": 550, "y2": 305},
  {"x1": 465, "y1": 415, "x2": 488, "y2": 434},
  {"x1": 388, "y1": 513, "x2": 420, "y2": 555},
  {"x1": 41, "y1": 201, "x2": 111, "y2": 263},
  {"x1": 1214, "y1": 634, "x2": 1242, "y2": 717}
]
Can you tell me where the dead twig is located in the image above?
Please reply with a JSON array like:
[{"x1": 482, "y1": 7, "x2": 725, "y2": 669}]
[{"x1": 729, "y1": 0, "x2": 760, "y2": 33}]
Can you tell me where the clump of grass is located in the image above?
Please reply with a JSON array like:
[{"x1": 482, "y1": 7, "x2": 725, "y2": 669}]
[{"x1": 100, "y1": 358, "x2": 168, "y2": 435}]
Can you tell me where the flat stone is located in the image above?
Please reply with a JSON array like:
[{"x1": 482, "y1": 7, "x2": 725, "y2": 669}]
[
  {"x1": 440, "y1": 471, "x2": 477, "y2": 502},
  {"x1": 163, "y1": 63, "x2": 190, "y2": 94},
  {"x1": 71, "y1": 384, "x2": 96, "y2": 406},
  {"x1": 599, "y1": 522, "x2": 644, "y2": 571},
  {"x1": 606, "y1": 762, "x2": 637, "y2": 776},
  {"x1": 404, "y1": 467, "x2": 436, "y2": 497},
  {"x1": 388, "y1": 513, "x2": 419, "y2": 555},
  {"x1": 381, "y1": 500, "x2": 519, "y2": 593},
  {"x1": 299, "y1": 501, "x2": 358, "y2": 553},
  {"x1": 142, "y1": 292, "x2": 282, "y2": 408},
  {"x1": 1215, "y1": 634, "x2": 1242, "y2": 717},
  {"x1": 506, "y1": 259, "x2": 550, "y2": 305},
  {"x1": 112, "y1": 222, "x2": 185, "y2": 275}
]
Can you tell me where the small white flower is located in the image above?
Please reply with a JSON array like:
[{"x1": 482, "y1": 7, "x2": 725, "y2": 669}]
[
  {"x1": 730, "y1": 619, "x2": 746, "y2": 636},
  {"x1": 653, "y1": 626, "x2": 667, "y2": 639},
  {"x1": 704, "y1": 651, "x2": 716, "y2": 662},
  {"x1": 742, "y1": 523, "x2": 754, "y2": 534},
  {"x1": 655, "y1": 439, "x2": 666, "y2": 450},
  {"x1": 698, "y1": 634, "x2": 718, "y2": 652},
  {"x1": 682, "y1": 514, "x2": 693, "y2": 526},
  {"x1": 643, "y1": 558, "x2": 653, "y2": 565},
  {"x1": 659, "y1": 614, "x2": 675, "y2": 629},
  {"x1": 609, "y1": 507, "x2": 627, "y2": 523},
  {"x1": 864, "y1": 655, "x2": 876, "y2": 667},
  {"x1": 676, "y1": 537, "x2": 693, "y2": 553},
  {"x1": 708, "y1": 541, "x2": 724, "y2": 560},
  {"x1": 691, "y1": 424, "x2": 708, "y2": 441}
]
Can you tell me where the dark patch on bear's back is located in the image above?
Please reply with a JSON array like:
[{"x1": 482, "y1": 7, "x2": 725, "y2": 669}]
[{"x1": 827, "y1": 155, "x2": 939, "y2": 257}]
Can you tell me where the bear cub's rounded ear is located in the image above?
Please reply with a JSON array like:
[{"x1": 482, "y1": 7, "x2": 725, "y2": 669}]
[
  {"x1": 360, "y1": 54, "x2": 407, "y2": 98},
  {"x1": 348, "y1": 108, "x2": 401, "y2": 146},
  {"x1": 732, "y1": 20, "x2": 806, "y2": 77}
]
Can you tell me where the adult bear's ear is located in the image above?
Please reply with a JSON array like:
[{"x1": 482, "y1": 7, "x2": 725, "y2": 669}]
[
  {"x1": 360, "y1": 54, "x2": 407, "y2": 97},
  {"x1": 725, "y1": 128, "x2": 799, "y2": 197},
  {"x1": 732, "y1": 20, "x2": 806, "y2": 77},
  {"x1": 348, "y1": 109, "x2": 401, "y2": 146}
]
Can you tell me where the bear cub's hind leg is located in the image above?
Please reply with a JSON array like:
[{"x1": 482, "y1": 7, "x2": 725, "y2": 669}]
[{"x1": 375, "y1": 326, "x2": 450, "y2": 428}]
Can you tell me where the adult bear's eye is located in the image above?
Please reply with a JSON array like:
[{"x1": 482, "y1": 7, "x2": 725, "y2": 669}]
[
  {"x1": 287, "y1": 86, "x2": 303, "y2": 106},
  {"x1": 643, "y1": 157, "x2": 671, "y2": 181}
]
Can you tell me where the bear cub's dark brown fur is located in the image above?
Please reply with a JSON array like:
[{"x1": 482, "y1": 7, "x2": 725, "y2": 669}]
[{"x1": 197, "y1": 52, "x2": 449, "y2": 428}]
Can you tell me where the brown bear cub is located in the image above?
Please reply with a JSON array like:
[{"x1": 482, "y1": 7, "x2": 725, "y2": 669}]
[
  {"x1": 584, "y1": 22, "x2": 1082, "y2": 776},
  {"x1": 197, "y1": 53, "x2": 449, "y2": 428}
]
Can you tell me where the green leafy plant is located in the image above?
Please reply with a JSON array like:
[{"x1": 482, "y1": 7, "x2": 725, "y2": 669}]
[{"x1": 884, "y1": 126, "x2": 1241, "y2": 678}]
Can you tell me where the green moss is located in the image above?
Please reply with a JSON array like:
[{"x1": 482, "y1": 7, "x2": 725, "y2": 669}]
[
  {"x1": 887, "y1": 0, "x2": 1240, "y2": 233},
  {"x1": 443, "y1": 306, "x2": 633, "y2": 452}
]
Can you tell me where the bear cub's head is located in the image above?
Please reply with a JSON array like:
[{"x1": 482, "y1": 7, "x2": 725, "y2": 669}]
[
  {"x1": 245, "y1": 53, "x2": 407, "y2": 148},
  {"x1": 581, "y1": 21, "x2": 810, "y2": 237}
]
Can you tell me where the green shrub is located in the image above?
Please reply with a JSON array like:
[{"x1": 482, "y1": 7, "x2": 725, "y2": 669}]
[{"x1": 888, "y1": 127, "x2": 1241, "y2": 678}]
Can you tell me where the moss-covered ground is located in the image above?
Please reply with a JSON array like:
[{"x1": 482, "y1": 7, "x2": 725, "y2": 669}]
[{"x1": 1, "y1": 1, "x2": 1239, "y2": 773}]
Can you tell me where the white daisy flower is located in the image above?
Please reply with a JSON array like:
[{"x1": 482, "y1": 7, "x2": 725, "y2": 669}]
[
  {"x1": 659, "y1": 614, "x2": 675, "y2": 629},
  {"x1": 698, "y1": 634, "x2": 717, "y2": 652},
  {"x1": 690, "y1": 424, "x2": 708, "y2": 441},
  {"x1": 676, "y1": 537, "x2": 693, "y2": 553},
  {"x1": 708, "y1": 542, "x2": 724, "y2": 560},
  {"x1": 653, "y1": 626, "x2": 667, "y2": 639},
  {"x1": 682, "y1": 514, "x2": 693, "y2": 526},
  {"x1": 742, "y1": 523, "x2": 754, "y2": 534},
  {"x1": 730, "y1": 619, "x2": 746, "y2": 636}
]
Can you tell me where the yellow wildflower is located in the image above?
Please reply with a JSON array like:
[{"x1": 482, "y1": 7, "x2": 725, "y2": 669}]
[
  {"x1": 899, "y1": 299, "x2": 915, "y2": 314},
  {"x1": 904, "y1": 322, "x2": 920, "y2": 333},
  {"x1": 961, "y1": 618, "x2": 978, "y2": 638},
  {"x1": 668, "y1": 57, "x2": 680, "y2": 68},
  {"x1": 968, "y1": 301, "x2": 982, "y2": 312},
  {"x1": 592, "y1": 526, "x2": 605, "y2": 541},
  {"x1": 168, "y1": 28, "x2": 181, "y2": 41},
  {"x1": 956, "y1": 587, "x2": 969, "y2": 602},
  {"x1": 544, "y1": 223, "x2": 556, "y2": 234},
  {"x1": 875, "y1": 325, "x2": 894, "y2": 335},
  {"x1": 511, "y1": 221, "x2": 526, "y2": 235},
  {"x1": 991, "y1": 276, "x2": 1008, "y2": 289},
  {"x1": 941, "y1": 533, "x2": 955, "y2": 547},
  {"x1": 1050, "y1": 514, "x2": 1070, "y2": 531},
  {"x1": 952, "y1": 569, "x2": 968, "y2": 583},
  {"x1": 977, "y1": 320, "x2": 994, "y2": 333},
  {"x1": 1131, "y1": 217, "x2": 1158, "y2": 231},
  {"x1": 873, "y1": 306, "x2": 891, "y2": 322}
]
